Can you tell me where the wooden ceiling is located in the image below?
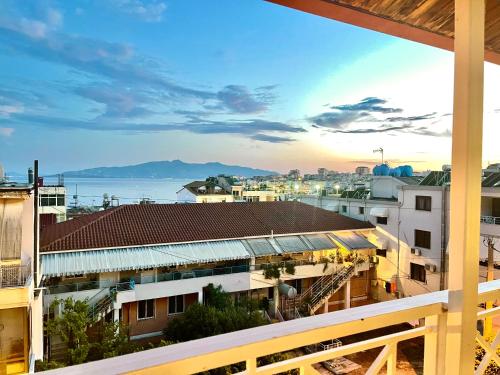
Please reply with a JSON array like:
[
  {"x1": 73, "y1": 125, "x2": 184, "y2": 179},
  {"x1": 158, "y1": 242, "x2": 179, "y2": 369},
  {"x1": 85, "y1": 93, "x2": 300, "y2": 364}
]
[{"x1": 267, "y1": 0, "x2": 500, "y2": 65}]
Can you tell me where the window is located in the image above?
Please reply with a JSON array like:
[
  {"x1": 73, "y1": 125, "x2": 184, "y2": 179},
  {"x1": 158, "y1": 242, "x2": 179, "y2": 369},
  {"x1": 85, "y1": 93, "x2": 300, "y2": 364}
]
[
  {"x1": 376, "y1": 216, "x2": 388, "y2": 225},
  {"x1": 168, "y1": 295, "x2": 184, "y2": 314},
  {"x1": 342, "y1": 205, "x2": 347, "y2": 213},
  {"x1": 415, "y1": 229, "x2": 431, "y2": 249},
  {"x1": 358, "y1": 207, "x2": 365, "y2": 215},
  {"x1": 40, "y1": 194, "x2": 66, "y2": 206},
  {"x1": 376, "y1": 249, "x2": 387, "y2": 257},
  {"x1": 56, "y1": 194, "x2": 65, "y2": 206},
  {"x1": 416, "y1": 196, "x2": 432, "y2": 211},
  {"x1": 137, "y1": 299, "x2": 155, "y2": 320},
  {"x1": 410, "y1": 262, "x2": 426, "y2": 283}
]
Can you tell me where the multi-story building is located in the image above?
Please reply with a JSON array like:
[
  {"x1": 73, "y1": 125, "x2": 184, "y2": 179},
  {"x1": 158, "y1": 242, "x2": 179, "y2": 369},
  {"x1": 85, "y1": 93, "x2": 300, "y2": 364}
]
[
  {"x1": 176, "y1": 180, "x2": 233, "y2": 203},
  {"x1": 355, "y1": 166, "x2": 370, "y2": 176},
  {"x1": 177, "y1": 179, "x2": 278, "y2": 203},
  {"x1": 0, "y1": 168, "x2": 43, "y2": 374},
  {"x1": 38, "y1": 178, "x2": 67, "y2": 224},
  {"x1": 300, "y1": 170, "x2": 500, "y2": 298},
  {"x1": 40, "y1": 202, "x2": 380, "y2": 344},
  {"x1": 287, "y1": 169, "x2": 300, "y2": 180}
]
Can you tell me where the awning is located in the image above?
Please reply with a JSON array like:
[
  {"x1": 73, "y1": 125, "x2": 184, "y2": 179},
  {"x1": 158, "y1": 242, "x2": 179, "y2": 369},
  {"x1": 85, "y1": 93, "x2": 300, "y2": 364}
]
[
  {"x1": 330, "y1": 232, "x2": 377, "y2": 251},
  {"x1": 302, "y1": 234, "x2": 338, "y2": 251},
  {"x1": 274, "y1": 236, "x2": 311, "y2": 253},
  {"x1": 41, "y1": 240, "x2": 251, "y2": 277},
  {"x1": 369, "y1": 207, "x2": 389, "y2": 217},
  {"x1": 242, "y1": 238, "x2": 279, "y2": 256}
]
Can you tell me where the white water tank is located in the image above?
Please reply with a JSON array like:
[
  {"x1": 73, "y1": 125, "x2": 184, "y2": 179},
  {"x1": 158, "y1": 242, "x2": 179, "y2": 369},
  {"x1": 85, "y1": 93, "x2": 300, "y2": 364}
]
[{"x1": 278, "y1": 283, "x2": 297, "y2": 298}]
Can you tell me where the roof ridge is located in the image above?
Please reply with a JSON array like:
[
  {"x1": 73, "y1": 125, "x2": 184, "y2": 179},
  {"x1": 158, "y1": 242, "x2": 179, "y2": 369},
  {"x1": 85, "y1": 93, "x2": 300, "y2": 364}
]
[{"x1": 42, "y1": 205, "x2": 126, "y2": 250}]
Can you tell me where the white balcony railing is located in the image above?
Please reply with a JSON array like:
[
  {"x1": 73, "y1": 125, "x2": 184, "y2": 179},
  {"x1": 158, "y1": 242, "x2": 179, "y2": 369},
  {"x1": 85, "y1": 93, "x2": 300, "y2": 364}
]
[
  {"x1": 480, "y1": 215, "x2": 500, "y2": 225},
  {"x1": 40, "y1": 280, "x2": 500, "y2": 375},
  {"x1": 0, "y1": 261, "x2": 31, "y2": 288}
]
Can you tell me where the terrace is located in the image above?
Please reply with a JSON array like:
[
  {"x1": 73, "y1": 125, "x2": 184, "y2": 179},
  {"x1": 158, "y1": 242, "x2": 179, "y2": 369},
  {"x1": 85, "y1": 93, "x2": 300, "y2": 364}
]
[{"x1": 40, "y1": 0, "x2": 500, "y2": 374}]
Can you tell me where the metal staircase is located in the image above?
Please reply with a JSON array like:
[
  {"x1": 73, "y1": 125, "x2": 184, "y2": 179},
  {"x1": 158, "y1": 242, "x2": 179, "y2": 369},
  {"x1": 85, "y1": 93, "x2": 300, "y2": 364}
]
[
  {"x1": 87, "y1": 280, "x2": 135, "y2": 322},
  {"x1": 87, "y1": 287, "x2": 113, "y2": 322},
  {"x1": 282, "y1": 259, "x2": 364, "y2": 318},
  {"x1": 307, "y1": 265, "x2": 355, "y2": 314}
]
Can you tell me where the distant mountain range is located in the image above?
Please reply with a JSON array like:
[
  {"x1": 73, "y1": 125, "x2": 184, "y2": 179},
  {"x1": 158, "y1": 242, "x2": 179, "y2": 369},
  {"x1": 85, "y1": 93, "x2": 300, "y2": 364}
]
[{"x1": 60, "y1": 160, "x2": 277, "y2": 179}]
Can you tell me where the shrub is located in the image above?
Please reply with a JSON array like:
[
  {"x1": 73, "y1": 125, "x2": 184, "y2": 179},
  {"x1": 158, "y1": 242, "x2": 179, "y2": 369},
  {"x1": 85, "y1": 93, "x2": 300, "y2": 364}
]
[{"x1": 263, "y1": 263, "x2": 281, "y2": 279}]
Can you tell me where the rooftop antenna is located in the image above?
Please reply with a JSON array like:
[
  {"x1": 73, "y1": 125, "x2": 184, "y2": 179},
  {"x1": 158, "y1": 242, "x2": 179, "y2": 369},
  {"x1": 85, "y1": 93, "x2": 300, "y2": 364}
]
[{"x1": 373, "y1": 147, "x2": 384, "y2": 164}]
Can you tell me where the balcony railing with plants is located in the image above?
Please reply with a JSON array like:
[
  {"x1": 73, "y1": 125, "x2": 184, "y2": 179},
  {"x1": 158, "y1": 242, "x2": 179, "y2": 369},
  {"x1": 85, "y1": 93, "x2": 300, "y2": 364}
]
[{"x1": 0, "y1": 261, "x2": 31, "y2": 288}]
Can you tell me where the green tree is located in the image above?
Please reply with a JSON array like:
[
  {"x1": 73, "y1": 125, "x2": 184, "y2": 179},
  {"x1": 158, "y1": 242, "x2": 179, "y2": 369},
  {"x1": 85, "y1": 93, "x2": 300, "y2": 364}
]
[
  {"x1": 87, "y1": 321, "x2": 140, "y2": 361},
  {"x1": 164, "y1": 285, "x2": 266, "y2": 343},
  {"x1": 46, "y1": 298, "x2": 91, "y2": 365},
  {"x1": 204, "y1": 283, "x2": 233, "y2": 309}
]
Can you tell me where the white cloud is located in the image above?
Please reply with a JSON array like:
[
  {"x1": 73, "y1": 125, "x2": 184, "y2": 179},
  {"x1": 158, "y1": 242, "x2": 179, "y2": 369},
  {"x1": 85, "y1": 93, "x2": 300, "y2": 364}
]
[
  {"x1": 110, "y1": 0, "x2": 167, "y2": 22},
  {"x1": 0, "y1": 128, "x2": 14, "y2": 137}
]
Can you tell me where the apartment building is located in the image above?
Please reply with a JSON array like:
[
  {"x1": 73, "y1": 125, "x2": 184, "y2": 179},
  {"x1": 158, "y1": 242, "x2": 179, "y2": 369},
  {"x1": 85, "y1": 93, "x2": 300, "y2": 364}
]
[
  {"x1": 40, "y1": 201, "x2": 381, "y2": 343},
  {"x1": 301, "y1": 170, "x2": 500, "y2": 298},
  {"x1": 177, "y1": 179, "x2": 278, "y2": 203},
  {"x1": 0, "y1": 173, "x2": 43, "y2": 374},
  {"x1": 38, "y1": 181, "x2": 67, "y2": 225}
]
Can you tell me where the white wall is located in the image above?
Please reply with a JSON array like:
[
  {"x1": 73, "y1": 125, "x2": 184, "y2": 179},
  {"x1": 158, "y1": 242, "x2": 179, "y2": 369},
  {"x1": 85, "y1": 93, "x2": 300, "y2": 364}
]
[{"x1": 176, "y1": 188, "x2": 196, "y2": 203}]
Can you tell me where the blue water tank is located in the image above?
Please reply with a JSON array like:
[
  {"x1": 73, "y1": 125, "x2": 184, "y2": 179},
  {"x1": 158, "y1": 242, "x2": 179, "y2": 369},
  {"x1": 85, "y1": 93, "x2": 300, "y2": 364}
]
[
  {"x1": 400, "y1": 165, "x2": 413, "y2": 177},
  {"x1": 389, "y1": 168, "x2": 401, "y2": 177},
  {"x1": 373, "y1": 165, "x2": 380, "y2": 176},
  {"x1": 378, "y1": 164, "x2": 390, "y2": 176}
]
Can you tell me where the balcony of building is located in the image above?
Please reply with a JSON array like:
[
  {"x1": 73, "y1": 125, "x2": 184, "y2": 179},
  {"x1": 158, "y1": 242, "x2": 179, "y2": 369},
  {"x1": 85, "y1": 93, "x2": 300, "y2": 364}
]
[
  {"x1": 0, "y1": 261, "x2": 33, "y2": 309},
  {"x1": 0, "y1": 261, "x2": 32, "y2": 375}
]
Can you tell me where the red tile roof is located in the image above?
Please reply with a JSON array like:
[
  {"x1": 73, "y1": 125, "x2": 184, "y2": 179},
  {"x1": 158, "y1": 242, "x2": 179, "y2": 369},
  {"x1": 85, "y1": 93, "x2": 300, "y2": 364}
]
[{"x1": 40, "y1": 201, "x2": 374, "y2": 252}]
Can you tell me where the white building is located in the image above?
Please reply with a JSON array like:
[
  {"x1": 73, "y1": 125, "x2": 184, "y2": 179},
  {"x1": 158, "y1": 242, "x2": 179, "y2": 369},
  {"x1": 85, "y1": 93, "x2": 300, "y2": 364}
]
[
  {"x1": 177, "y1": 180, "x2": 278, "y2": 203},
  {"x1": 300, "y1": 171, "x2": 500, "y2": 298},
  {"x1": 39, "y1": 185, "x2": 67, "y2": 223},
  {"x1": 176, "y1": 180, "x2": 234, "y2": 203}
]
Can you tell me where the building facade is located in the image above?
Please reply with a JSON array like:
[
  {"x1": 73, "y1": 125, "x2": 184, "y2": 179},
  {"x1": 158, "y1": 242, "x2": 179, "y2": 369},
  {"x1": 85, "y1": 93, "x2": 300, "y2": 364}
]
[
  {"x1": 40, "y1": 202, "x2": 380, "y2": 345},
  {"x1": 0, "y1": 176, "x2": 43, "y2": 374},
  {"x1": 300, "y1": 171, "x2": 500, "y2": 298}
]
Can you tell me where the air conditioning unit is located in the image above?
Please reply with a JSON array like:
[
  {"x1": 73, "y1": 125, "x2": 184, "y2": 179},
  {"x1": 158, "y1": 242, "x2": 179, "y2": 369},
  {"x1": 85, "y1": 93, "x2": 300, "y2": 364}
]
[
  {"x1": 425, "y1": 264, "x2": 437, "y2": 272},
  {"x1": 411, "y1": 248, "x2": 421, "y2": 256}
]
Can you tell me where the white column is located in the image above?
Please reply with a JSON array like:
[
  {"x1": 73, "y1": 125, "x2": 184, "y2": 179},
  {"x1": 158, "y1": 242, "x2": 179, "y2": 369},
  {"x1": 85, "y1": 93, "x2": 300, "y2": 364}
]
[
  {"x1": 344, "y1": 280, "x2": 351, "y2": 309},
  {"x1": 113, "y1": 308, "x2": 120, "y2": 323},
  {"x1": 444, "y1": 0, "x2": 485, "y2": 374},
  {"x1": 198, "y1": 290, "x2": 203, "y2": 304},
  {"x1": 273, "y1": 285, "x2": 279, "y2": 315}
]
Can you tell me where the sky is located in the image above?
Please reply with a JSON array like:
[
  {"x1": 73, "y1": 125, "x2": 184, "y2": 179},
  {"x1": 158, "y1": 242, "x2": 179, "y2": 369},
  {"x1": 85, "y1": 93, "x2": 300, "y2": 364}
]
[{"x1": 0, "y1": 0, "x2": 499, "y2": 175}]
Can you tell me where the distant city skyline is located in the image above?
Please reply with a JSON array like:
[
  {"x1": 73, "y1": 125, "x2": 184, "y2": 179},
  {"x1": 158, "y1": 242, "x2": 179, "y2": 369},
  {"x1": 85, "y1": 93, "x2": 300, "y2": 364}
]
[{"x1": 1, "y1": 0, "x2": 499, "y2": 174}]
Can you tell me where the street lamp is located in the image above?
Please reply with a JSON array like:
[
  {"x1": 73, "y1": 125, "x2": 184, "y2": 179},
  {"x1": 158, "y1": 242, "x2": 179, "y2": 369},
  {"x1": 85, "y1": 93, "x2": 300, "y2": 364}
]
[{"x1": 335, "y1": 184, "x2": 340, "y2": 195}]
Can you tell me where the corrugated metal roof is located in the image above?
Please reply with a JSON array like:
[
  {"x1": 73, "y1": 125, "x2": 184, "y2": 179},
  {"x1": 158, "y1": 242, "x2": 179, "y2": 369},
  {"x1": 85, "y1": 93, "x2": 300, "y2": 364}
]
[
  {"x1": 302, "y1": 234, "x2": 338, "y2": 251},
  {"x1": 242, "y1": 238, "x2": 279, "y2": 256},
  {"x1": 330, "y1": 232, "x2": 377, "y2": 250},
  {"x1": 274, "y1": 236, "x2": 311, "y2": 253},
  {"x1": 41, "y1": 240, "x2": 250, "y2": 277}
]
